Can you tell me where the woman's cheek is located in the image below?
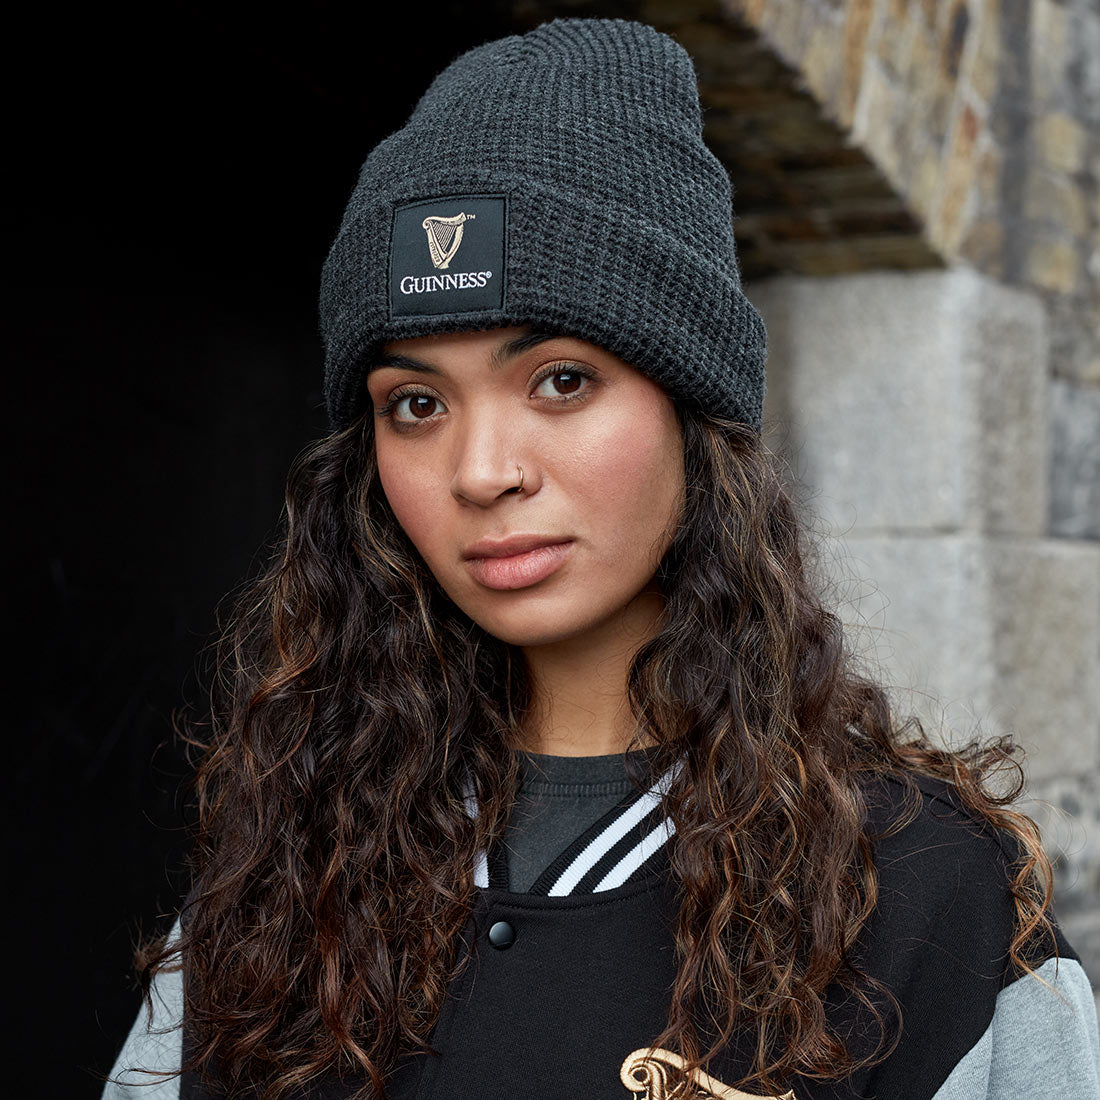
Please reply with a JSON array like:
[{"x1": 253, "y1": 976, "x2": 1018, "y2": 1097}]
[{"x1": 377, "y1": 454, "x2": 438, "y2": 556}]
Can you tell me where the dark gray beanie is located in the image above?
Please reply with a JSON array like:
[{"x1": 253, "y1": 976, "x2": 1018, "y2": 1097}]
[{"x1": 319, "y1": 16, "x2": 767, "y2": 433}]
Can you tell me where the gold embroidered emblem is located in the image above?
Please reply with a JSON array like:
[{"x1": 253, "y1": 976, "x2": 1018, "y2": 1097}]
[
  {"x1": 620, "y1": 1048, "x2": 795, "y2": 1100},
  {"x1": 421, "y1": 212, "x2": 475, "y2": 269}
]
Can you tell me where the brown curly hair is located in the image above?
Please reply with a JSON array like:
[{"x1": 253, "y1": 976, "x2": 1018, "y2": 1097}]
[{"x1": 120, "y1": 400, "x2": 1055, "y2": 1099}]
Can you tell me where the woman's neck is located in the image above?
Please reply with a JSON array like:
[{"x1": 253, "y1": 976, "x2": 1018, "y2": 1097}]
[{"x1": 512, "y1": 584, "x2": 665, "y2": 757}]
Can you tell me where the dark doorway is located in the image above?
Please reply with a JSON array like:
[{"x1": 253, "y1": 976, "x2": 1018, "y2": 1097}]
[{"x1": 9, "y1": 2, "x2": 523, "y2": 1094}]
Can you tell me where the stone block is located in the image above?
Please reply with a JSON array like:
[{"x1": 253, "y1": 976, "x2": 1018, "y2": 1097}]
[
  {"x1": 967, "y1": 280, "x2": 1051, "y2": 532},
  {"x1": 1023, "y1": 770, "x2": 1100, "y2": 909},
  {"x1": 968, "y1": 19, "x2": 1000, "y2": 105},
  {"x1": 1034, "y1": 111, "x2": 1088, "y2": 174},
  {"x1": 1046, "y1": 298, "x2": 1100, "y2": 388},
  {"x1": 911, "y1": 142, "x2": 946, "y2": 218},
  {"x1": 1025, "y1": 170, "x2": 1089, "y2": 235},
  {"x1": 840, "y1": 0, "x2": 876, "y2": 127},
  {"x1": 822, "y1": 533, "x2": 1100, "y2": 786},
  {"x1": 1032, "y1": 0, "x2": 1070, "y2": 48},
  {"x1": 1083, "y1": 355, "x2": 1100, "y2": 388},
  {"x1": 853, "y1": 60, "x2": 905, "y2": 186},
  {"x1": 892, "y1": 39, "x2": 924, "y2": 124},
  {"x1": 908, "y1": 24, "x2": 950, "y2": 141},
  {"x1": 804, "y1": 21, "x2": 840, "y2": 108},
  {"x1": 751, "y1": 267, "x2": 1048, "y2": 535},
  {"x1": 1030, "y1": 0, "x2": 1070, "y2": 104},
  {"x1": 1028, "y1": 236, "x2": 1081, "y2": 294},
  {"x1": 885, "y1": 0, "x2": 910, "y2": 32},
  {"x1": 1079, "y1": 9, "x2": 1100, "y2": 121},
  {"x1": 1050, "y1": 377, "x2": 1100, "y2": 539},
  {"x1": 758, "y1": 0, "x2": 803, "y2": 68},
  {"x1": 973, "y1": 140, "x2": 1002, "y2": 209},
  {"x1": 1021, "y1": 768, "x2": 1100, "y2": 993},
  {"x1": 985, "y1": 539, "x2": 1100, "y2": 783},
  {"x1": 937, "y1": 101, "x2": 981, "y2": 253},
  {"x1": 959, "y1": 215, "x2": 1005, "y2": 278},
  {"x1": 875, "y1": 0, "x2": 913, "y2": 79}
]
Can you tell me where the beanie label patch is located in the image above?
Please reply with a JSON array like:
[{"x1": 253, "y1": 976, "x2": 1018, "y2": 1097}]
[{"x1": 389, "y1": 195, "x2": 507, "y2": 318}]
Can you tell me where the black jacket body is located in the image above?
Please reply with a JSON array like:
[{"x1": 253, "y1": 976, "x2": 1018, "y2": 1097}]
[{"x1": 179, "y1": 772, "x2": 1085, "y2": 1100}]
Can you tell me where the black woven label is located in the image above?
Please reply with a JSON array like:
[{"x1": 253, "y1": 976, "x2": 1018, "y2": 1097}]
[{"x1": 389, "y1": 195, "x2": 507, "y2": 318}]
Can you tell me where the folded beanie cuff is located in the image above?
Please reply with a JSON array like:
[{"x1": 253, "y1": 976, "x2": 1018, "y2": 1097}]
[{"x1": 321, "y1": 179, "x2": 766, "y2": 432}]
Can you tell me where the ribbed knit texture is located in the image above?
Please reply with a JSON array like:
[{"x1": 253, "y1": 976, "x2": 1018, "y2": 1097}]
[
  {"x1": 318, "y1": 17, "x2": 767, "y2": 432},
  {"x1": 505, "y1": 747, "x2": 658, "y2": 893}
]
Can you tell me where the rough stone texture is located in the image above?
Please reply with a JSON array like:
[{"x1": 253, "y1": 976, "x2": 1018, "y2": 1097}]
[
  {"x1": 753, "y1": 267, "x2": 1100, "y2": 991},
  {"x1": 1034, "y1": 110, "x2": 1089, "y2": 175},
  {"x1": 719, "y1": 0, "x2": 1100, "y2": 388},
  {"x1": 1050, "y1": 376, "x2": 1100, "y2": 538},
  {"x1": 749, "y1": 267, "x2": 1048, "y2": 535},
  {"x1": 807, "y1": 532, "x2": 1100, "y2": 785},
  {"x1": 1020, "y1": 769, "x2": 1100, "y2": 1011}
]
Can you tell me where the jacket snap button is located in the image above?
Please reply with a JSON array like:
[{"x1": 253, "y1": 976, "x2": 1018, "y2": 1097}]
[{"x1": 488, "y1": 920, "x2": 516, "y2": 949}]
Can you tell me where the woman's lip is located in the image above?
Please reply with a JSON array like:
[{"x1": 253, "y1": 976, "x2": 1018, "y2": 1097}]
[{"x1": 465, "y1": 540, "x2": 575, "y2": 590}]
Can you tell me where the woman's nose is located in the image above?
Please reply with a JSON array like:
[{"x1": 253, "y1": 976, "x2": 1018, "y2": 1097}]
[{"x1": 449, "y1": 417, "x2": 532, "y2": 506}]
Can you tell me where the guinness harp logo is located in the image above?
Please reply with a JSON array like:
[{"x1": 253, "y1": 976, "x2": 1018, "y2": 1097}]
[
  {"x1": 619, "y1": 1048, "x2": 795, "y2": 1100},
  {"x1": 422, "y1": 212, "x2": 475, "y2": 270},
  {"x1": 390, "y1": 195, "x2": 505, "y2": 318}
]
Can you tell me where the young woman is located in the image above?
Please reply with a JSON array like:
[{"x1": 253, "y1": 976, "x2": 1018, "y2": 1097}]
[{"x1": 104, "y1": 16, "x2": 1100, "y2": 1100}]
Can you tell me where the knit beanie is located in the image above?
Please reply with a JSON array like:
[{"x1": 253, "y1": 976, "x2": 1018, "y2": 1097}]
[{"x1": 318, "y1": 16, "x2": 767, "y2": 433}]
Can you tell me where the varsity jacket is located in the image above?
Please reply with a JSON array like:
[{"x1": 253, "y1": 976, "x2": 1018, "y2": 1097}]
[{"x1": 105, "y1": 767, "x2": 1100, "y2": 1099}]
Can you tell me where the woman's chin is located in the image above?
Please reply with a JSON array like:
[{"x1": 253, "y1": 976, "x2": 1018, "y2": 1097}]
[
  {"x1": 478, "y1": 615, "x2": 597, "y2": 649},
  {"x1": 456, "y1": 598, "x2": 608, "y2": 649}
]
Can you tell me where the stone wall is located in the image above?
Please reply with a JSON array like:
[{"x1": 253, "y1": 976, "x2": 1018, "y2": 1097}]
[
  {"x1": 721, "y1": 0, "x2": 1099, "y2": 390},
  {"x1": 750, "y1": 268, "x2": 1100, "y2": 1002},
  {"x1": 713, "y1": 0, "x2": 1100, "y2": 1001}
]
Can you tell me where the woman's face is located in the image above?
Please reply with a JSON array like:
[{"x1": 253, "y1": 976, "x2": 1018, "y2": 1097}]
[{"x1": 365, "y1": 326, "x2": 685, "y2": 648}]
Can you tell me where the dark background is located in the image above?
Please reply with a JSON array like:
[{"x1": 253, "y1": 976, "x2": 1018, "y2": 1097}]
[{"x1": 8, "y1": 2, "x2": 530, "y2": 1093}]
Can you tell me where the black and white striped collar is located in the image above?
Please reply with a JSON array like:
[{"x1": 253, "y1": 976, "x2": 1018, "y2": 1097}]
[{"x1": 464, "y1": 757, "x2": 683, "y2": 896}]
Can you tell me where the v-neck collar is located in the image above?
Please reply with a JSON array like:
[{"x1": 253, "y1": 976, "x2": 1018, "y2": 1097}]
[{"x1": 466, "y1": 755, "x2": 684, "y2": 898}]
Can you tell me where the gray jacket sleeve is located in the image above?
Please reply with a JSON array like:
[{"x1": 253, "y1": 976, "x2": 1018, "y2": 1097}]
[
  {"x1": 101, "y1": 918, "x2": 183, "y2": 1100},
  {"x1": 931, "y1": 955, "x2": 1100, "y2": 1099}
]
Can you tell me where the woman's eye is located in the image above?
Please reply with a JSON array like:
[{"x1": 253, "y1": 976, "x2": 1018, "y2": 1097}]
[
  {"x1": 397, "y1": 393, "x2": 440, "y2": 420},
  {"x1": 375, "y1": 391, "x2": 441, "y2": 424},
  {"x1": 533, "y1": 369, "x2": 589, "y2": 400}
]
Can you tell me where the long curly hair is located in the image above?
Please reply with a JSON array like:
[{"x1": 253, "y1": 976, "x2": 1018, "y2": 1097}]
[{"x1": 123, "y1": 398, "x2": 1056, "y2": 1099}]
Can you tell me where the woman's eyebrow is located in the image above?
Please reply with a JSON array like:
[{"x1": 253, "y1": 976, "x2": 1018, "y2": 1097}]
[{"x1": 366, "y1": 331, "x2": 559, "y2": 379}]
